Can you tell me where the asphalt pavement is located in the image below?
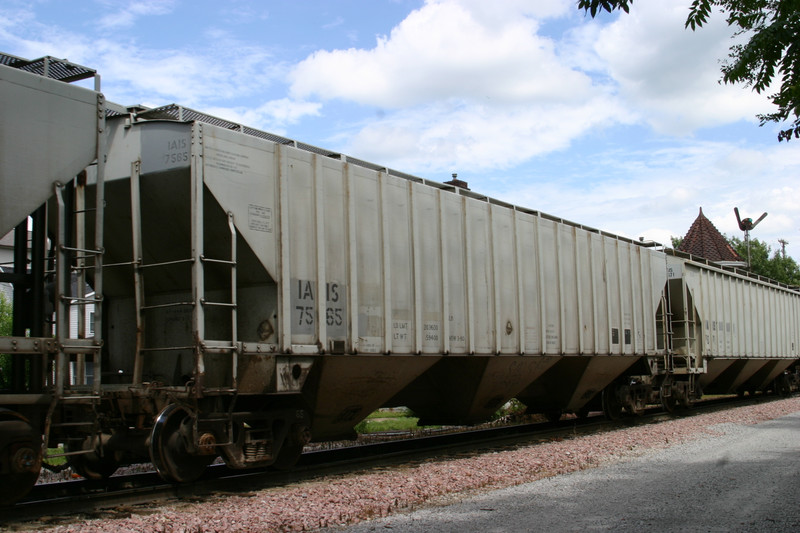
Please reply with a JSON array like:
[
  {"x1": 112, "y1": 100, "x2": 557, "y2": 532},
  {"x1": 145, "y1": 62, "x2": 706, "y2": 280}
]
[{"x1": 335, "y1": 412, "x2": 800, "y2": 532}]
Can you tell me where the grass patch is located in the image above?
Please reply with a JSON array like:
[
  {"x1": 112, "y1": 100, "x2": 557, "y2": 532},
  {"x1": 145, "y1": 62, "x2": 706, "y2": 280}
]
[
  {"x1": 354, "y1": 400, "x2": 529, "y2": 435},
  {"x1": 43, "y1": 447, "x2": 67, "y2": 466},
  {"x1": 355, "y1": 416, "x2": 421, "y2": 434},
  {"x1": 492, "y1": 398, "x2": 527, "y2": 420},
  {"x1": 363, "y1": 407, "x2": 415, "y2": 420},
  {"x1": 355, "y1": 408, "x2": 425, "y2": 434}
]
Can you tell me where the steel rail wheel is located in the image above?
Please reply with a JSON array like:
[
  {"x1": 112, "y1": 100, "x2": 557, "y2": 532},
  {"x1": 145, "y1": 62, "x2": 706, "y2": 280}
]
[
  {"x1": 601, "y1": 386, "x2": 624, "y2": 420},
  {"x1": 544, "y1": 409, "x2": 562, "y2": 423},
  {"x1": 271, "y1": 423, "x2": 311, "y2": 470},
  {"x1": 0, "y1": 410, "x2": 42, "y2": 506},
  {"x1": 774, "y1": 374, "x2": 792, "y2": 397},
  {"x1": 150, "y1": 404, "x2": 214, "y2": 483},
  {"x1": 66, "y1": 435, "x2": 121, "y2": 480},
  {"x1": 624, "y1": 392, "x2": 646, "y2": 416},
  {"x1": 271, "y1": 441, "x2": 305, "y2": 470},
  {"x1": 659, "y1": 377, "x2": 681, "y2": 414}
]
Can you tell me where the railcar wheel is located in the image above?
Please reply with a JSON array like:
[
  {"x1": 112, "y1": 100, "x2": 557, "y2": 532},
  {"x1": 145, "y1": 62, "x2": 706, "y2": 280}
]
[
  {"x1": 660, "y1": 380, "x2": 681, "y2": 414},
  {"x1": 601, "y1": 387, "x2": 624, "y2": 420},
  {"x1": 66, "y1": 435, "x2": 120, "y2": 480},
  {"x1": 0, "y1": 412, "x2": 42, "y2": 505},
  {"x1": 271, "y1": 442, "x2": 305, "y2": 470},
  {"x1": 544, "y1": 409, "x2": 562, "y2": 423},
  {"x1": 774, "y1": 374, "x2": 791, "y2": 397},
  {"x1": 661, "y1": 395, "x2": 681, "y2": 413},
  {"x1": 272, "y1": 424, "x2": 311, "y2": 470},
  {"x1": 623, "y1": 390, "x2": 646, "y2": 416},
  {"x1": 625, "y1": 402, "x2": 646, "y2": 416},
  {"x1": 150, "y1": 404, "x2": 214, "y2": 483}
]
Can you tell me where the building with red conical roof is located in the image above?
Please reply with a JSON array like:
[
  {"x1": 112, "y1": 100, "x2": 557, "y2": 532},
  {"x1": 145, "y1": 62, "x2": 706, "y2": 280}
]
[{"x1": 677, "y1": 207, "x2": 745, "y2": 267}]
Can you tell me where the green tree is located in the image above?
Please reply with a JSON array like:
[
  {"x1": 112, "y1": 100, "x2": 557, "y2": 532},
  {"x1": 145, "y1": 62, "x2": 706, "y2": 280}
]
[
  {"x1": 579, "y1": 0, "x2": 800, "y2": 141},
  {"x1": 0, "y1": 292, "x2": 10, "y2": 389},
  {"x1": 0, "y1": 293, "x2": 10, "y2": 335},
  {"x1": 729, "y1": 236, "x2": 800, "y2": 284}
]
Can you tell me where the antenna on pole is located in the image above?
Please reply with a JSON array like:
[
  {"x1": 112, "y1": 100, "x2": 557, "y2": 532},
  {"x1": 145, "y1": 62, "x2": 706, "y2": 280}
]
[{"x1": 734, "y1": 207, "x2": 767, "y2": 269}]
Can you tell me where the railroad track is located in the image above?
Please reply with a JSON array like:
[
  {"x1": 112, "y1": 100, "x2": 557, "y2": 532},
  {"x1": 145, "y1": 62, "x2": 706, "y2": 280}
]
[{"x1": 1, "y1": 394, "x2": 781, "y2": 528}]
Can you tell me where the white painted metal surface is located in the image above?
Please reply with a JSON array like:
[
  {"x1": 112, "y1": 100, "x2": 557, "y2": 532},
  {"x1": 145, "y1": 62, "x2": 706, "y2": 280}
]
[
  {"x1": 195, "y1": 124, "x2": 669, "y2": 357},
  {"x1": 0, "y1": 63, "x2": 99, "y2": 235},
  {"x1": 105, "y1": 115, "x2": 799, "y2": 366}
]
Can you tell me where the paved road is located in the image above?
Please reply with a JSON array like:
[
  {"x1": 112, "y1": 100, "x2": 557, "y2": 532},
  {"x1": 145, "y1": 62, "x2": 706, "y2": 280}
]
[{"x1": 336, "y1": 412, "x2": 800, "y2": 532}]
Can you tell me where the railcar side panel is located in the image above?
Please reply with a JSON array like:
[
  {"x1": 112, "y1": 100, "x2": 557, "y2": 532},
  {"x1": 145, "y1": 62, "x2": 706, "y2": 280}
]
[
  {"x1": 287, "y1": 149, "x2": 318, "y2": 347},
  {"x1": 576, "y1": 229, "x2": 593, "y2": 354},
  {"x1": 320, "y1": 157, "x2": 349, "y2": 346},
  {"x1": 591, "y1": 233, "x2": 611, "y2": 352},
  {"x1": 517, "y1": 212, "x2": 541, "y2": 353},
  {"x1": 538, "y1": 217, "x2": 561, "y2": 354},
  {"x1": 416, "y1": 186, "x2": 444, "y2": 355},
  {"x1": 442, "y1": 193, "x2": 468, "y2": 353},
  {"x1": 465, "y1": 200, "x2": 494, "y2": 354},
  {"x1": 558, "y1": 223, "x2": 579, "y2": 354},
  {"x1": 492, "y1": 204, "x2": 521, "y2": 354},
  {"x1": 352, "y1": 168, "x2": 383, "y2": 353}
]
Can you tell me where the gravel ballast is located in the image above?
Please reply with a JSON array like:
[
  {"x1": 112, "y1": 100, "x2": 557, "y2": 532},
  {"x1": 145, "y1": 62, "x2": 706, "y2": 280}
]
[{"x1": 23, "y1": 397, "x2": 800, "y2": 533}]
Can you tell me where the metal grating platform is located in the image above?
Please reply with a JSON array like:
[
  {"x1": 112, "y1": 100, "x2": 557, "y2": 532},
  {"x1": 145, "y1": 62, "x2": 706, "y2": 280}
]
[{"x1": 0, "y1": 52, "x2": 95, "y2": 83}]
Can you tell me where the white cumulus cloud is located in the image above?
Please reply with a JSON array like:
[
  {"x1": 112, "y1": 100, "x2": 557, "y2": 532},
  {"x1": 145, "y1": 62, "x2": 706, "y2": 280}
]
[
  {"x1": 97, "y1": 0, "x2": 178, "y2": 29},
  {"x1": 586, "y1": 1, "x2": 770, "y2": 135},
  {"x1": 287, "y1": 0, "x2": 625, "y2": 172}
]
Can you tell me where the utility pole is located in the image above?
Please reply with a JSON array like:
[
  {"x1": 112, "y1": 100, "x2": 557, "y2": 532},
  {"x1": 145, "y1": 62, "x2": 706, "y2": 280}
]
[{"x1": 779, "y1": 239, "x2": 788, "y2": 258}]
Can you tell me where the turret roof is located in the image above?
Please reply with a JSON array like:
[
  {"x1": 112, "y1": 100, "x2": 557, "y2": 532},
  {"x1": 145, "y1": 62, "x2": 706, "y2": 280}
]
[{"x1": 678, "y1": 207, "x2": 743, "y2": 263}]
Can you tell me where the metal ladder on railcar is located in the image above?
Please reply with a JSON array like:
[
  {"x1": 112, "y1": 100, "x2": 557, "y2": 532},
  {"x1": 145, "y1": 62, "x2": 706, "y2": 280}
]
[
  {"x1": 672, "y1": 279, "x2": 700, "y2": 374},
  {"x1": 656, "y1": 291, "x2": 675, "y2": 374},
  {"x1": 657, "y1": 278, "x2": 704, "y2": 405},
  {"x1": 43, "y1": 175, "x2": 106, "y2": 462},
  {"x1": 128, "y1": 160, "x2": 239, "y2": 396},
  {"x1": 658, "y1": 279, "x2": 699, "y2": 374}
]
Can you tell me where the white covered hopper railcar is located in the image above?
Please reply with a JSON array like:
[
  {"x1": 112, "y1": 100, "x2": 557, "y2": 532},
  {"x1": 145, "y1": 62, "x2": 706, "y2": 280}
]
[{"x1": 0, "y1": 53, "x2": 797, "y2": 505}]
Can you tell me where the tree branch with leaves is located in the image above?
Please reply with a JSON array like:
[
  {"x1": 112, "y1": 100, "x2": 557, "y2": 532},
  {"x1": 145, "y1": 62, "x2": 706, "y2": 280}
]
[{"x1": 578, "y1": 0, "x2": 800, "y2": 141}]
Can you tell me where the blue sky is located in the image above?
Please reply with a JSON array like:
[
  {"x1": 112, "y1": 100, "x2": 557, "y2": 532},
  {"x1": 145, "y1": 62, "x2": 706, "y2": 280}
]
[{"x1": 3, "y1": 0, "x2": 800, "y2": 258}]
